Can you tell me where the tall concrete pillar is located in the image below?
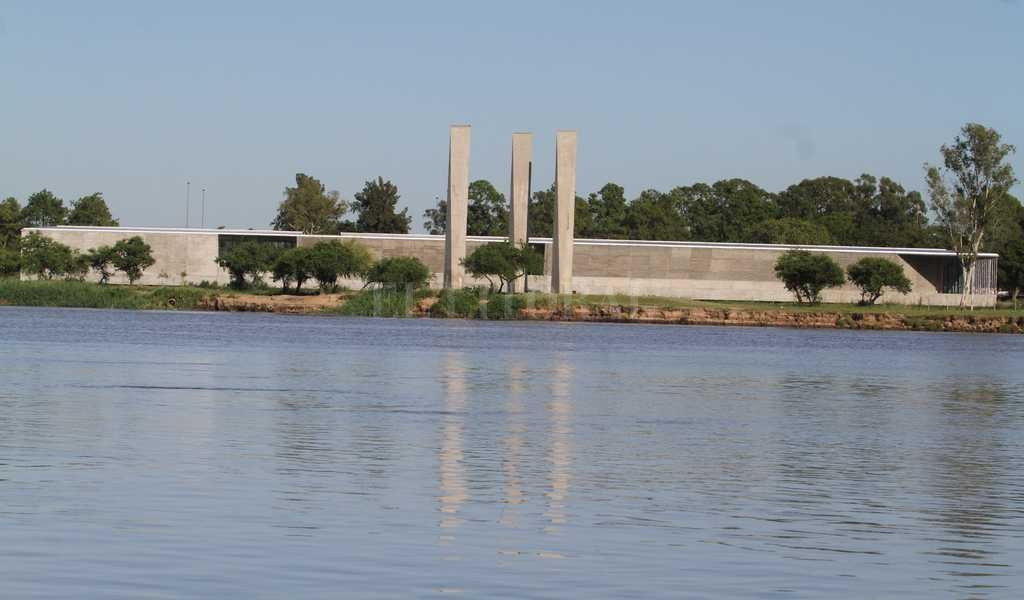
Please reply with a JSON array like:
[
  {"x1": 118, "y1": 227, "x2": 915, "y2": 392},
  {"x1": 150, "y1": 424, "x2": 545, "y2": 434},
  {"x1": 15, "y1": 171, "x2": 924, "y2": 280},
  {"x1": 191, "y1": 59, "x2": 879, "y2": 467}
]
[
  {"x1": 551, "y1": 130, "x2": 577, "y2": 294},
  {"x1": 444, "y1": 125, "x2": 471, "y2": 289},
  {"x1": 509, "y1": 132, "x2": 533, "y2": 293}
]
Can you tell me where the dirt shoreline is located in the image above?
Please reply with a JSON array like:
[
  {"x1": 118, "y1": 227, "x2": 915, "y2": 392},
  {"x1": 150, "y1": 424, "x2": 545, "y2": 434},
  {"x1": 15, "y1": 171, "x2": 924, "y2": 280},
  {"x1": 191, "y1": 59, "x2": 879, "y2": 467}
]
[{"x1": 198, "y1": 293, "x2": 1024, "y2": 334}]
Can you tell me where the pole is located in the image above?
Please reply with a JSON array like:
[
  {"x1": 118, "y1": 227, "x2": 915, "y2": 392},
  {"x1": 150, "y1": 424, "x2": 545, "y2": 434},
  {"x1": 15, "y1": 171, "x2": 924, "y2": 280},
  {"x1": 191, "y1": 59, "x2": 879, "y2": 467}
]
[
  {"x1": 186, "y1": 181, "x2": 191, "y2": 228},
  {"x1": 201, "y1": 188, "x2": 206, "y2": 228}
]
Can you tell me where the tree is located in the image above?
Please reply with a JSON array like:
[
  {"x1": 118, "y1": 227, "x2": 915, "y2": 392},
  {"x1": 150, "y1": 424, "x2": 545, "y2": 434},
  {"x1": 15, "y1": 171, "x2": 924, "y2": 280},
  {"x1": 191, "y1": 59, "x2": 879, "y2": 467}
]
[
  {"x1": 467, "y1": 180, "x2": 509, "y2": 236},
  {"x1": 112, "y1": 237, "x2": 155, "y2": 285},
  {"x1": 849, "y1": 175, "x2": 929, "y2": 247},
  {"x1": 308, "y1": 240, "x2": 373, "y2": 292},
  {"x1": 676, "y1": 179, "x2": 775, "y2": 242},
  {"x1": 846, "y1": 257, "x2": 912, "y2": 305},
  {"x1": 86, "y1": 245, "x2": 118, "y2": 284},
  {"x1": 0, "y1": 197, "x2": 23, "y2": 248},
  {"x1": 925, "y1": 123, "x2": 1017, "y2": 307},
  {"x1": 585, "y1": 183, "x2": 629, "y2": 239},
  {"x1": 365, "y1": 256, "x2": 431, "y2": 289},
  {"x1": 527, "y1": 185, "x2": 591, "y2": 239},
  {"x1": 215, "y1": 240, "x2": 278, "y2": 288},
  {"x1": 746, "y1": 218, "x2": 833, "y2": 245},
  {"x1": 271, "y1": 247, "x2": 315, "y2": 292},
  {"x1": 352, "y1": 177, "x2": 411, "y2": 233},
  {"x1": 0, "y1": 246, "x2": 20, "y2": 276},
  {"x1": 19, "y1": 232, "x2": 76, "y2": 279},
  {"x1": 272, "y1": 173, "x2": 347, "y2": 234},
  {"x1": 21, "y1": 189, "x2": 67, "y2": 227},
  {"x1": 624, "y1": 189, "x2": 687, "y2": 240},
  {"x1": 463, "y1": 242, "x2": 528, "y2": 293},
  {"x1": 423, "y1": 197, "x2": 447, "y2": 235},
  {"x1": 773, "y1": 249, "x2": 844, "y2": 304},
  {"x1": 67, "y1": 193, "x2": 119, "y2": 226},
  {"x1": 999, "y1": 239, "x2": 1024, "y2": 307}
]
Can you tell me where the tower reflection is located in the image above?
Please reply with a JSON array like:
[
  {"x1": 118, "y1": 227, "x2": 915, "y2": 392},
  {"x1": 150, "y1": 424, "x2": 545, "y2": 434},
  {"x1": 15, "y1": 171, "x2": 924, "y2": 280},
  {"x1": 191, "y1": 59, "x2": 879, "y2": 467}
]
[
  {"x1": 438, "y1": 352, "x2": 468, "y2": 535},
  {"x1": 544, "y1": 357, "x2": 573, "y2": 534}
]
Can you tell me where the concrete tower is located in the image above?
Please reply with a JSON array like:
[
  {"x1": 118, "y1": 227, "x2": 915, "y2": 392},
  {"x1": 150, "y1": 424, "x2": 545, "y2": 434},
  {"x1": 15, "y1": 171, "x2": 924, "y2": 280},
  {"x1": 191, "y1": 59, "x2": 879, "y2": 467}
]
[
  {"x1": 551, "y1": 130, "x2": 577, "y2": 294},
  {"x1": 509, "y1": 132, "x2": 533, "y2": 292},
  {"x1": 444, "y1": 125, "x2": 471, "y2": 289}
]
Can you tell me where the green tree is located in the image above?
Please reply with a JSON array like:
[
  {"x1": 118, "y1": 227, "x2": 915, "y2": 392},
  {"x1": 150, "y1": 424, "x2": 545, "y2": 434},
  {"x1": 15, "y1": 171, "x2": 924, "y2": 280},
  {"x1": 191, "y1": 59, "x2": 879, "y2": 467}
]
[
  {"x1": 773, "y1": 249, "x2": 845, "y2": 304},
  {"x1": 0, "y1": 246, "x2": 20, "y2": 276},
  {"x1": 272, "y1": 173, "x2": 347, "y2": 234},
  {"x1": 676, "y1": 179, "x2": 775, "y2": 242},
  {"x1": 463, "y1": 242, "x2": 535, "y2": 293},
  {"x1": 527, "y1": 185, "x2": 591, "y2": 239},
  {"x1": 423, "y1": 197, "x2": 447, "y2": 235},
  {"x1": 585, "y1": 183, "x2": 630, "y2": 239},
  {"x1": 365, "y1": 256, "x2": 431, "y2": 290},
  {"x1": 0, "y1": 197, "x2": 23, "y2": 248},
  {"x1": 21, "y1": 189, "x2": 67, "y2": 227},
  {"x1": 998, "y1": 239, "x2": 1024, "y2": 307},
  {"x1": 112, "y1": 236, "x2": 155, "y2": 285},
  {"x1": 19, "y1": 232, "x2": 75, "y2": 279},
  {"x1": 352, "y1": 177, "x2": 411, "y2": 233},
  {"x1": 67, "y1": 193, "x2": 119, "y2": 226},
  {"x1": 271, "y1": 246, "x2": 315, "y2": 292},
  {"x1": 215, "y1": 240, "x2": 279, "y2": 288},
  {"x1": 849, "y1": 175, "x2": 929, "y2": 247},
  {"x1": 467, "y1": 180, "x2": 509, "y2": 236},
  {"x1": 86, "y1": 245, "x2": 117, "y2": 284},
  {"x1": 925, "y1": 123, "x2": 1017, "y2": 306},
  {"x1": 624, "y1": 189, "x2": 687, "y2": 240},
  {"x1": 846, "y1": 257, "x2": 912, "y2": 305},
  {"x1": 746, "y1": 218, "x2": 833, "y2": 245},
  {"x1": 308, "y1": 240, "x2": 373, "y2": 292}
]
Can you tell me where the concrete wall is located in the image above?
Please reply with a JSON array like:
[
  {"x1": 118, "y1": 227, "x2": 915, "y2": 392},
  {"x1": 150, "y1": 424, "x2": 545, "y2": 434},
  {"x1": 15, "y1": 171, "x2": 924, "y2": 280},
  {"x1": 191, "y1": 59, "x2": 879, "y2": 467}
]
[{"x1": 24, "y1": 227, "x2": 996, "y2": 306}]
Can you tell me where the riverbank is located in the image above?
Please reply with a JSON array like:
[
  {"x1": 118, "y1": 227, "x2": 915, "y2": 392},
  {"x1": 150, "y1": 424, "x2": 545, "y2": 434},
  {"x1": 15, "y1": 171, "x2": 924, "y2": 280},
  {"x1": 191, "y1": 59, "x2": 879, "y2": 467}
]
[{"x1": 2, "y1": 279, "x2": 1021, "y2": 333}]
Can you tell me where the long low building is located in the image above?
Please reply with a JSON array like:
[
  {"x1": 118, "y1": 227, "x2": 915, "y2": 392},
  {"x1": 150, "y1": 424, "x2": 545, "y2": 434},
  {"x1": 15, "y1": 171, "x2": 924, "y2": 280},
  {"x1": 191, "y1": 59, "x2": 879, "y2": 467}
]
[{"x1": 23, "y1": 226, "x2": 999, "y2": 306}]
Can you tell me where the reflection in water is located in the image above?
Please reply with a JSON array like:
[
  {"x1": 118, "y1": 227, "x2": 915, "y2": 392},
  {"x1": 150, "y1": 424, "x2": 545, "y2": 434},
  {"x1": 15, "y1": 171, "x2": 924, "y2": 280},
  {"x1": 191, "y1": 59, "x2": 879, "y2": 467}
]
[
  {"x1": 545, "y1": 357, "x2": 573, "y2": 535},
  {"x1": 438, "y1": 352, "x2": 468, "y2": 534},
  {"x1": 501, "y1": 361, "x2": 527, "y2": 528}
]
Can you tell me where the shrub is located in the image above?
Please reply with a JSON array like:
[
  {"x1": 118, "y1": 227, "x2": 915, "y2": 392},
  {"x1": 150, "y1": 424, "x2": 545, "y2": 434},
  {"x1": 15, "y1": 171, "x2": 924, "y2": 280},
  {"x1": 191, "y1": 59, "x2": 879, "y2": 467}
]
[
  {"x1": 846, "y1": 257, "x2": 912, "y2": 305},
  {"x1": 430, "y1": 288, "x2": 483, "y2": 318},
  {"x1": 19, "y1": 232, "x2": 76, "y2": 279},
  {"x1": 112, "y1": 236, "x2": 156, "y2": 285},
  {"x1": 339, "y1": 289, "x2": 419, "y2": 317},
  {"x1": 0, "y1": 246, "x2": 20, "y2": 276},
  {"x1": 365, "y1": 256, "x2": 431, "y2": 290},
  {"x1": 271, "y1": 246, "x2": 315, "y2": 292},
  {"x1": 483, "y1": 293, "x2": 526, "y2": 320},
  {"x1": 773, "y1": 249, "x2": 844, "y2": 304},
  {"x1": 215, "y1": 240, "x2": 279, "y2": 288},
  {"x1": 86, "y1": 245, "x2": 117, "y2": 284},
  {"x1": 308, "y1": 240, "x2": 373, "y2": 292},
  {"x1": 462, "y1": 242, "x2": 540, "y2": 293}
]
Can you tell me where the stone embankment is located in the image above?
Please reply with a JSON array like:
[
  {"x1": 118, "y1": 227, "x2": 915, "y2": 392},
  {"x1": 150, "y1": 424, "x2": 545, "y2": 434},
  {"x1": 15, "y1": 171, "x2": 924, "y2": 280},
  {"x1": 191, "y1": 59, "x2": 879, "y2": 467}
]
[{"x1": 196, "y1": 292, "x2": 1024, "y2": 334}]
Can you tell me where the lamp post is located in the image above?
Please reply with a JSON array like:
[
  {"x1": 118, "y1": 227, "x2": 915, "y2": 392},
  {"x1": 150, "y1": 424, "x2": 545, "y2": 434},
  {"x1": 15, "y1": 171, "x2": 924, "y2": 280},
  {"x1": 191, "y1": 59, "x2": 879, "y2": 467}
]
[
  {"x1": 186, "y1": 181, "x2": 191, "y2": 228},
  {"x1": 201, "y1": 188, "x2": 206, "y2": 229}
]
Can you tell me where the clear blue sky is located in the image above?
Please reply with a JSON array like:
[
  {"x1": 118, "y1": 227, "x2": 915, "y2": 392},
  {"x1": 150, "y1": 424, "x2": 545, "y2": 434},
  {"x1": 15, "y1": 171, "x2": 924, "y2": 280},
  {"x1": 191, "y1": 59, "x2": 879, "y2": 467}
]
[{"x1": 3, "y1": 1, "x2": 1022, "y2": 231}]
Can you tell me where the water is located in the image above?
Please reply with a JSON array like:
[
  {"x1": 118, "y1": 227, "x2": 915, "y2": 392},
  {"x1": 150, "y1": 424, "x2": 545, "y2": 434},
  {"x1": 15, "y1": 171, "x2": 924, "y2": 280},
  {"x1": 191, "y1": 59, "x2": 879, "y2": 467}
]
[{"x1": 1, "y1": 307, "x2": 1023, "y2": 599}]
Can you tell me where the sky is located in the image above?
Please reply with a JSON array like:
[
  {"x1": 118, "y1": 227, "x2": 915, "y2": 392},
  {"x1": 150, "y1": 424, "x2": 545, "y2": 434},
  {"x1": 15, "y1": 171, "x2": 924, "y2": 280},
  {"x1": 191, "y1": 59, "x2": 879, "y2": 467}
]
[{"x1": 2, "y1": 1, "x2": 1023, "y2": 232}]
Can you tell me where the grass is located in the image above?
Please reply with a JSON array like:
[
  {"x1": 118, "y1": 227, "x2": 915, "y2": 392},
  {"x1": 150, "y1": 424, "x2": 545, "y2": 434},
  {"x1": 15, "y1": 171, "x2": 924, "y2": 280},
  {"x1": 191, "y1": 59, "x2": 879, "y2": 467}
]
[
  {"x1": 0, "y1": 278, "x2": 216, "y2": 310},
  {"x1": 332, "y1": 288, "x2": 432, "y2": 317}
]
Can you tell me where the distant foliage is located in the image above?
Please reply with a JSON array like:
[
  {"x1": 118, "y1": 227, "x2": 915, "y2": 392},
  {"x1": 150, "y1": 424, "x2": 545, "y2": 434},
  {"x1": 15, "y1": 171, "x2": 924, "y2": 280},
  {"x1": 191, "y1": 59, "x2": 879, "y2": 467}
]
[
  {"x1": 112, "y1": 237, "x2": 155, "y2": 285},
  {"x1": 746, "y1": 218, "x2": 833, "y2": 245},
  {"x1": 773, "y1": 250, "x2": 845, "y2": 304},
  {"x1": 272, "y1": 173, "x2": 347, "y2": 234},
  {"x1": 67, "y1": 193, "x2": 119, "y2": 226},
  {"x1": 846, "y1": 258, "x2": 912, "y2": 305},
  {"x1": 365, "y1": 256, "x2": 430, "y2": 290},
  {"x1": 352, "y1": 177, "x2": 411, "y2": 234},
  {"x1": 215, "y1": 240, "x2": 279, "y2": 288},
  {"x1": 0, "y1": 246, "x2": 20, "y2": 276},
  {"x1": 21, "y1": 190, "x2": 67, "y2": 228},
  {"x1": 0, "y1": 197, "x2": 23, "y2": 249}
]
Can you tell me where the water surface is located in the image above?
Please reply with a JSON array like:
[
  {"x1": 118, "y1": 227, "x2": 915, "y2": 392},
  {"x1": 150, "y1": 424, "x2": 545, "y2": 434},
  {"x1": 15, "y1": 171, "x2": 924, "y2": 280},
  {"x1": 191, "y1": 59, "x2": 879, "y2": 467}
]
[{"x1": 2, "y1": 307, "x2": 1023, "y2": 598}]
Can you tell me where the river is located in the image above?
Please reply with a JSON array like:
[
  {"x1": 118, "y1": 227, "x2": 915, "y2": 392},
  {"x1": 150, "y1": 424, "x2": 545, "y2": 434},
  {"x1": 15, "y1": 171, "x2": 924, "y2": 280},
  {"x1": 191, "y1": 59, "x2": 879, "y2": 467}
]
[{"x1": 1, "y1": 307, "x2": 1023, "y2": 598}]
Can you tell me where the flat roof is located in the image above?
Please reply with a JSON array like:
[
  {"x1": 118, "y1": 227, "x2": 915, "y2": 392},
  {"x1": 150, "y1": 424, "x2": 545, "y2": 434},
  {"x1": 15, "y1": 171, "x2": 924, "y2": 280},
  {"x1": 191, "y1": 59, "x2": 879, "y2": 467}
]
[{"x1": 27, "y1": 226, "x2": 998, "y2": 258}]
